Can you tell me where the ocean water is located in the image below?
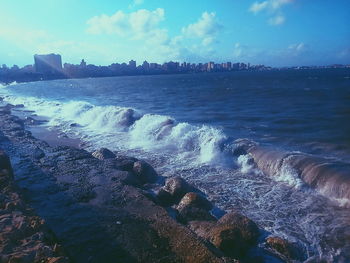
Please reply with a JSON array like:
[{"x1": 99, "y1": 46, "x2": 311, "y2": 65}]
[{"x1": 1, "y1": 69, "x2": 350, "y2": 262}]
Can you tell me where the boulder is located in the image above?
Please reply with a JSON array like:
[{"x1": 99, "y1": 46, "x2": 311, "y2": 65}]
[
  {"x1": 266, "y1": 236, "x2": 303, "y2": 261},
  {"x1": 92, "y1": 148, "x2": 116, "y2": 160},
  {"x1": 111, "y1": 171, "x2": 140, "y2": 186},
  {"x1": 164, "y1": 176, "x2": 192, "y2": 202},
  {"x1": 132, "y1": 160, "x2": 158, "y2": 184},
  {"x1": 115, "y1": 158, "x2": 137, "y2": 171},
  {"x1": 0, "y1": 150, "x2": 13, "y2": 177},
  {"x1": 208, "y1": 224, "x2": 246, "y2": 258},
  {"x1": 177, "y1": 192, "x2": 213, "y2": 211},
  {"x1": 156, "y1": 188, "x2": 173, "y2": 206},
  {"x1": 188, "y1": 220, "x2": 216, "y2": 239},
  {"x1": 218, "y1": 212, "x2": 259, "y2": 245},
  {"x1": 33, "y1": 148, "x2": 45, "y2": 160},
  {"x1": 177, "y1": 206, "x2": 217, "y2": 223},
  {"x1": 206, "y1": 212, "x2": 260, "y2": 258}
]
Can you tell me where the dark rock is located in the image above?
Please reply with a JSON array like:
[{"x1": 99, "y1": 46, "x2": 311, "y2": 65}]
[
  {"x1": 33, "y1": 148, "x2": 45, "y2": 160},
  {"x1": 177, "y1": 192, "x2": 213, "y2": 211},
  {"x1": 266, "y1": 236, "x2": 303, "y2": 261},
  {"x1": 115, "y1": 158, "x2": 136, "y2": 171},
  {"x1": 156, "y1": 188, "x2": 173, "y2": 206},
  {"x1": 92, "y1": 148, "x2": 116, "y2": 160},
  {"x1": 24, "y1": 117, "x2": 47, "y2": 125},
  {"x1": 164, "y1": 176, "x2": 192, "y2": 202},
  {"x1": 0, "y1": 150, "x2": 13, "y2": 177},
  {"x1": 218, "y1": 212, "x2": 260, "y2": 245},
  {"x1": 208, "y1": 224, "x2": 246, "y2": 258},
  {"x1": 206, "y1": 212, "x2": 260, "y2": 258},
  {"x1": 188, "y1": 220, "x2": 216, "y2": 239},
  {"x1": 132, "y1": 160, "x2": 158, "y2": 184},
  {"x1": 112, "y1": 171, "x2": 140, "y2": 186},
  {"x1": 177, "y1": 206, "x2": 217, "y2": 223}
]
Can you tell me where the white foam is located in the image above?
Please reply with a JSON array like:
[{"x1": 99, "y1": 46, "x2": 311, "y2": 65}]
[
  {"x1": 276, "y1": 163, "x2": 305, "y2": 189},
  {"x1": 237, "y1": 154, "x2": 262, "y2": 175},
  {"x1": 2, "y1": 95, "x2": 231, "y2": 166}
]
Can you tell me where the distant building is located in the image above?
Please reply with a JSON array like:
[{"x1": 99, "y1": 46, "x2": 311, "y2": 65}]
[
  {"x1": 207, "y1": 62, "x2": 214, "y2": 72},
  {"x1": 34, "y1": 54, "x2": 62, "y2": 74},
  {"x1": 129, "y1": 60, "x2": 136, "y2": 69},
  {"x1": 80, "y1": 59, "x2": 87, "y2": 67}
]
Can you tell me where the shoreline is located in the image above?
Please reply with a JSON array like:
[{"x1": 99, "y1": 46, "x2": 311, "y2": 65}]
[{"x1": 0, "y1": 103, "x2": 304, "y2": 262}]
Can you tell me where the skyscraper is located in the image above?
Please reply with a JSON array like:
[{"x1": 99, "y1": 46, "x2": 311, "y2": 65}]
[{"x1": 34, "y1": 54, "x2": 62, "y2": 74}]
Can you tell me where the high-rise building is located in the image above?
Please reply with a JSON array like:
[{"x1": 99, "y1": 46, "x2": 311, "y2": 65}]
[
  {"x1": 34, "y1": 54, "x2": 62, "y2": 74},
  {"x1": 129, "y1": 60, "x2": 136, "y2": 69}
]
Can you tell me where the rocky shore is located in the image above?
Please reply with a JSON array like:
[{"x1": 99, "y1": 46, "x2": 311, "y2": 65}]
[{"x1": 0, "y1": 103, "x2": 303, "y2": 263}]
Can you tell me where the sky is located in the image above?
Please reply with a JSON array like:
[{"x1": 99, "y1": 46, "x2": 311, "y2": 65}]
[{"x1": 0, "y1": 0, "x2": 349, "y2": 67}]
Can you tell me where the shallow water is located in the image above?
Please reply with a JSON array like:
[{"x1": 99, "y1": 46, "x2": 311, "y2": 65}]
[{"x1": 1, "y1": 69, "x2": 350, "y2": 262}]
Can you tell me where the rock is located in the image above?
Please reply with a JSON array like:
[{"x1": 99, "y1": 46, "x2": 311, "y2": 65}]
[
  {"x1": 156, "y1": 188, "x2": 173, "y2": 206},
  {"x1": 177, "y1": 206, "x2": 217, "y2": 223},
  {"x1": 188, "y1": 220, "x2": 216, "y2": 239},
  {"x1": 177, "y1": 192, "x2": 213, "y2": 211},
  {"x1": 206, "y1": 212, "x2": 260, "y2": 258},
  {"x1": 33, "y1": 148, "x2": 45, "y2": 160},
  {"x1": 0, "y1": 150, "x2": 13, "y2": 177},
  {"x1": 92, "y1": 148, "x2": 116, "y2": 160},
  {"x1": 266, "y1": 236, "x2": 303, "y2": 261},
  {"x1": 218, "y1": 212, "x2": 259, "y2": 245},
  {"x1": 47, "y1": 257, "x2": 69, "y2": 263},
  {"x1": 208, "y1": 224, "x2": 246, "y2": 258},
  {"x1": 112, "y1": 171, "x2": 140, "y2": 186},
  {"x1": 24, "y1": 117, "x2": 47, "y2": 125},
  {"x1": 163, "y1": 176, "x2": 192, "y2": 202},
  {"x1": 115, "y1": 158, "x2": 137, "y2": 171},
  {"x1": 132, "y1": 160, "x2": 158, "y2": 184}
]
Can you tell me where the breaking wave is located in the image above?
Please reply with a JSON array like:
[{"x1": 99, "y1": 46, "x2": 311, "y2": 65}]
[{"x1": 2, "y1": 94, "x2": 350, "y2": 206}]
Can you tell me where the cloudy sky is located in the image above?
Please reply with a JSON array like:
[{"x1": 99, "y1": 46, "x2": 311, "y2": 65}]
[{"x1": 0, "y1": 0, "x2": 349, "y2": 67}]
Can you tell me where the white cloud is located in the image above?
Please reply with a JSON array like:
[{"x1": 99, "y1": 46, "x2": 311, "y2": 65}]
[
  {"x1": 249, "y1": 1, "x2": 269, "y2": 14},
  {"x1": 249, "y1": 0, "x2": 293, "y2": 25},
  {"x1": 268, "y1": 15, "x2": 285, "y2": 25},
  {"x1": 129, "y1": 0, "x2": 144, "y2": 9},
  {"x1": 182, "y1": 12, "x2": 222, "y2": 43},
  {"x1": 87, "y1": 8, "x2": 165, "y2": 39},
  {"x1": 288, "y1": 43, "x2": 305, "y2": 53}
]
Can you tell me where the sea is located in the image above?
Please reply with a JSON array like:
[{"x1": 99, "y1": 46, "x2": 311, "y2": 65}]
[{"x1": 1, "y1": 68, "x2": 350, "y2": 262}]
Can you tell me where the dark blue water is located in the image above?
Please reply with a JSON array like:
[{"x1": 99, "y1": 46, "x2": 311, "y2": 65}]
[{"x1": 1, "y1": 68, "x2": 350, "y2": 262}]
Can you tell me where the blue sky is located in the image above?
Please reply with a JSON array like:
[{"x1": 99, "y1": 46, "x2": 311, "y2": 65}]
[{"x1": 0, "y1": 0, "x2": 349, "y2": 67}]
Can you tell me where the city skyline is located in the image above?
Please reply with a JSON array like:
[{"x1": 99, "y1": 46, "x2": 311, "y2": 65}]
[{"x1": 0, "y1": 0, "x2": 349, "y2": 67}]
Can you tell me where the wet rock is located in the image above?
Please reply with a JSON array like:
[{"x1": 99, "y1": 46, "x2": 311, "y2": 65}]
[
  {"x1": 24, "y1": 117, "x2": 48, "y2": 125},
  {"x1": 177, "y1": 192, "x2": 213, "y2": 211},
  {"x1": 266, "y1": 236, "x2": 303, "y2": 261},
  {"x1": 156, "y1": 188, "x2": 173, "y2": 206},
  {"x1": 132, "y1": 160, "x2": 158, "y2": 184},
  {"x1": 163, "y1": 176, "x2": 192, "y2": 202},
  {"x1": 33, "y1": 148, "x2": 45, "y2": 160},
  {"x1": 178, "y1": 206, "x2": 217, "y2": 223},
  {"x1": 92, "y1": 148, "x2": 116, "y2": 160},
  {"x1": 0, "y1": 150, "x2": 13, "y2": 177},
  {"x1": 208, "y1": 224, "x2": 247, "y2": 258},
  {"x1": 206, "y1": 212, "x2": 260, "y2": 258},
  {"x1": 47, "y1": 257, "x2": 69, "y2": 263},
  {"x1": 115, "y1": 157, "x2": 137, "y2": 171},
  {"x1": 188, "y1": 220, "x2": 216, "y2": 239},
  {"x1": 218, "y1": 212, "x2": 260, "y2": 245},
  {"x1": 112, "y1": 171, "x2": 140, "y2": 186}
]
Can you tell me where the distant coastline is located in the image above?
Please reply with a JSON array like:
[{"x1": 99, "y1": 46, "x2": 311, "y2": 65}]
[{"x1": 1, "y1": 53, "x2": 349, "y2": 84}]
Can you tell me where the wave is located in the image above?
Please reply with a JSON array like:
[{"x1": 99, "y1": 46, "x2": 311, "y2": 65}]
[
  {"x1": 247, "y1": 146, "x2": 350, "y2": 206},
  {"x1": 2, "y1": 95, "x2": 229, "y2": 166},
  {"x1": 3, "y1": 94, "x2": 350, "y2": 206}
]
